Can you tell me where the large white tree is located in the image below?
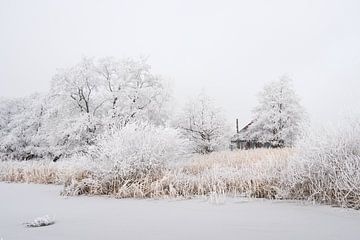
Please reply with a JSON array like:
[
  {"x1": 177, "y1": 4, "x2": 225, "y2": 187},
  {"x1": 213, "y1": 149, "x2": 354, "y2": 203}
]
[
  {"x1": 48, "y1": 57, "x2": 103, "y2": 158},
  {"x1": 248, "y1": 76, "x2": 305, "y2": 147},
  {"x1": 45, "y1": 56, "x2": 170, "y2": 159},
  {"x1": 96, "y1": 57, "x2": 169, "y2": 127},
  {"x1": 175, "y1": 93, "x2": 229, "y2": 154},
  {"x1": 51, "y1": 57, "x2": 169, "y2": 123}
]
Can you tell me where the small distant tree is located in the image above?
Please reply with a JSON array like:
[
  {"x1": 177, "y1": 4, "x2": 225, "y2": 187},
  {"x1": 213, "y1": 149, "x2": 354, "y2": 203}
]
[
  {"x1": 248, "y1": 76, "x2": 305, "y2": 147},
  {"x1": 175, "y1": 93, "x2": 229, "y2": 154}
]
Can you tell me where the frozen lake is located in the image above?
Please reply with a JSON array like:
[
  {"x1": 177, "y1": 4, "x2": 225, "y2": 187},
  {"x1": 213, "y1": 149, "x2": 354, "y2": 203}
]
[{"x1": 1, "y1": 182, "x2": 360, "y2": 240}]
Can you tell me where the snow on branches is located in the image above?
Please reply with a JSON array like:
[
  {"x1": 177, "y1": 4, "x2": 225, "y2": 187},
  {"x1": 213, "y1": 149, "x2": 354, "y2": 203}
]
[
  {"x1": 0, "y1": 94, "x2": 48, "y2": 160},
  {"x1": 51, "y1": 56, "x2": 169, "y2": 126},
  {"x1": 92, "y1": 123, "x2": 189, "y2": 179},
  {"x1": 0, "y1": 56, "x2": 171, "y2": 161},
  {"x1": 175, "y1": 93, "x2": 230, "y2": 154},
  {"x1": 247, "y1": 76, "x2": 305, "y2": 147}
]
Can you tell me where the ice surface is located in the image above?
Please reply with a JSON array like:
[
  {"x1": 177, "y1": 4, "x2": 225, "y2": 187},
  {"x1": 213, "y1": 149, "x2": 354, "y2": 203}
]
[{"x1": 0, "y1": 183, "x2": 359, "y2": 240}]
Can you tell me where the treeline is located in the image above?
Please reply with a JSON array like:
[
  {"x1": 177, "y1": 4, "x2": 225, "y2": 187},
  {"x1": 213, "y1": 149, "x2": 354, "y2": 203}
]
[
  {"x1": 0, "y1": 57, "x2": 229, "y2": 161},
  {"x1": 0, "y1": 56, "x2": 305, "y2": 162}
]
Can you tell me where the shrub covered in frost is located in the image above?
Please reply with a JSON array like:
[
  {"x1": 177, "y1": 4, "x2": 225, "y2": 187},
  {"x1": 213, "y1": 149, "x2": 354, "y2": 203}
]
[
  {"x1": 283, "y1": 119, "x2": 360, "y2": 209},
  {"x1": 63, "y1": 123, "x2": 190, "y2": 196},
  {"x1": 97, "y1": 123, "x2": 189, "y2": 178},
  {"x1": 61, "y1": 147, "x2": 290, "y2": 198}
]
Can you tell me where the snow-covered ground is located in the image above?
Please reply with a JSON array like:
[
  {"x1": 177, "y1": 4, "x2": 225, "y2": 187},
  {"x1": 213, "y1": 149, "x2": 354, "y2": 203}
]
[{"x1": 1, "y1": 183, "x2": 360, "y2": 240}]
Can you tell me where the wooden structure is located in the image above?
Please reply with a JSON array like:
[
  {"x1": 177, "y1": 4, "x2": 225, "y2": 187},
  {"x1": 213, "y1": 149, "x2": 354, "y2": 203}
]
[{"x1": 230, "y1": 119, "x2": 271, "y2": 150}]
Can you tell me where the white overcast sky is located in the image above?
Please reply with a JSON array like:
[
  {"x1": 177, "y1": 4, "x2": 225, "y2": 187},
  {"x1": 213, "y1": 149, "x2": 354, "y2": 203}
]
[{"x1": 0, "y1": 0, "x2": 359, "y2": 128}]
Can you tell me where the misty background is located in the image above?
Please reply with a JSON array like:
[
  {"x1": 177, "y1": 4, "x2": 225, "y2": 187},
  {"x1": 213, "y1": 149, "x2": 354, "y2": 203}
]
[{"x1": 0, "y1": 0, "x2": 359, "y2": 129}]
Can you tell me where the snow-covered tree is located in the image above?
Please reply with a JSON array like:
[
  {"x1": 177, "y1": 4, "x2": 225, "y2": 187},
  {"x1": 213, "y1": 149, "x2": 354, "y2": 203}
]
[
  {"x1": 96, "y1": 57, "x2": 169, "y2": 127},
  {"x1": 0, "y1": 94, "x2": 48, "y2": 160},
  {"x1": 1, "y1": 56, "x2": 171, "y2": 161},
  {"x1": 51, "y1": 57, "x2": 104, "y2": 116},
  {"x1": 175, "y1": 93, "x2": 230, "y2": 154},
  {"x1": 0, "y1": 98, "x2": 18, "y2": 135},
  {"x1": 45, "y1": 56, "x2": 170, "y2": 159},
  {"x1": 248, "y1": 76, "x2": 305, "y2": 147},
  {"x1": 47, "y1": 58, "x2": 102, "y2": 158}
]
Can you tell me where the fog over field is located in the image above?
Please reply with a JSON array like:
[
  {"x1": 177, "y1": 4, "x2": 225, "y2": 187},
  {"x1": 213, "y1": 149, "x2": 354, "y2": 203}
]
[{"x1": 1, "y1": 0, "x2": 360, "y2": 126}]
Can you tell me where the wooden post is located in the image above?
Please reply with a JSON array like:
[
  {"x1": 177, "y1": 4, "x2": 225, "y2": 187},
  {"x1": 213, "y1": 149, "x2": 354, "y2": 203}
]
[{"x1": 236, "y1": 119, "x2": 239, "y2": 133}]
